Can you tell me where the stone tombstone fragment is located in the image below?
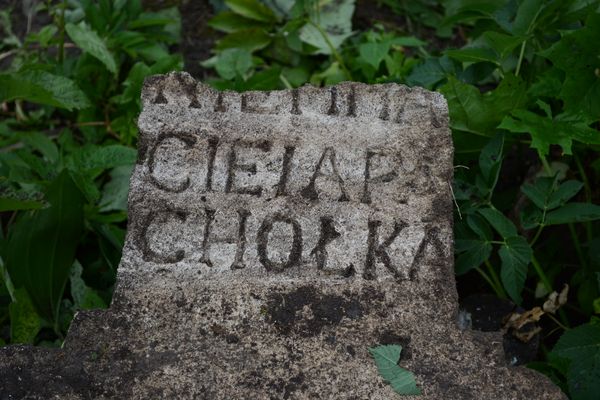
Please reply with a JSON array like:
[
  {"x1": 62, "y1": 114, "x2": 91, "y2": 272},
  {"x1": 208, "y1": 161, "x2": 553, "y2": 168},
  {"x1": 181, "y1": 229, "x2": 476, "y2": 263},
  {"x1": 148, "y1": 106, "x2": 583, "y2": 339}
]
[{"x1": 0, "y1": 72, "x2": 565, "y2": 399}]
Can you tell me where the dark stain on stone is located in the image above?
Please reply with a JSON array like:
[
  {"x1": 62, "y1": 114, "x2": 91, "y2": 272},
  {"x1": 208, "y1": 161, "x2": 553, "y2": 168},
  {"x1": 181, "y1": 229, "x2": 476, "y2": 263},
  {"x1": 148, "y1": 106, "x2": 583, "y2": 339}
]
[
  {"x1": 265, "y1": 286, "x2": 363, "y2": 336},
  {"x1": 283, "y1": 372, "x2": 306, "y2": 399},
  {"x1": 346, "y1": 345, "x2": 356, "y2": 357},
  {"x1": 225, "y1": 334, "x2": 240, "y2": 344}
]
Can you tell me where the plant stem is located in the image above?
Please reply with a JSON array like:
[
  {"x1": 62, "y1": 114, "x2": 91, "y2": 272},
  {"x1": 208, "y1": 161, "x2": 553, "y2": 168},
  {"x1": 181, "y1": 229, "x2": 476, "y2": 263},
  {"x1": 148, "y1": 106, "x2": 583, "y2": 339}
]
[
  {"x1": 475, "y1": 266, "x2": 503, "y2": 297},
  {"x1": 546, "y1": 313, "x2": 569, "y2": 331},
  {"x1": 568, "y1": 223, "x2": 588, "y2": 271},
  {"x1": 307, "y1": 20, "x2": 352, "y2": 81},
  {"x1": 530, "y1": 254, "x2": 552, "y2": 294},
  {"x1": 484, "y1": 260, "x2": 507, "y2": 298},
  {"x1": 515, "y1": 40, "x2": 527, "y2": 77},
  {"x1": 574, "y1": 152, "x2": 593, "y2": 242}
]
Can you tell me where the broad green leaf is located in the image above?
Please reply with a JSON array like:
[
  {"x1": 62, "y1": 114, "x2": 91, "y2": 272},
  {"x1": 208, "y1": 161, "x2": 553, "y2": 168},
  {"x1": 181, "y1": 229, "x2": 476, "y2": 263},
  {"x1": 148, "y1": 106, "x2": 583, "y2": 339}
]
[
  {"x1": 548, "y1": 181, "x2": 583, "y2": 209},
  {"x1": 540, "y1": 14, "x2": 600, "y2": 120},
  {"x1": 0, "y1": 198, "x2": 44, "y2": 212},
  {"x1": 0, "y1": 71, "x2": 90, "y2": 110},
  {"x1": 481, "y1": 31, "x2": 524, "y2": 60},
  {"x1": 359, "y1": 42, "x2": 390, "y2": 69},
  {"x1": 467, "y1": 214, "x2": 493, "y2": 241},
  {"x1": 510, "y1": 0, "x2": 544, "y2": 35},
  {"x1": 455, "y1": 239, "x2": 492, "y2": 275},
  {"x1": 390, "y1": 36, "x2": 426, "y2": 47},
  {"x1": 99, "y1": 165, "x2": 133, "y2": 212},
  {"x1": 19, "y1": 132, "x2": 59, "y2": 163},
  {"x1": 478, "y1": 134, "x2": 504, "y2": 193},
  {"x1": 499, "y1": 236, "x2": 532, "y2": 304},
  {"x1": 406, "y1": 56, "x2": 456, "y2": 89},
  {"x1": 65, "y1": 22, "x2": 117, "y2": 73},
  {"x1": 446, "y1": 47, "x2": 499, "y2": 65},
  {"x1": 440, "y1": 74, "x2": 527, "y2": 136},
  {"x1": 499, "y1": 110, "x2": 600, "y2": 156},
  {"x1": 3, "y1": 171, "x2": 84, "y2": 323},
  {"x1": 478, "y1": 208, "x2": 518, "y2": 238},
  {"x1": 521, "y1": 177, "x2": 555, "y2": 210},
  {"x1": 70, "y1": 261, "x2": 106, "y2": 310},
  {"x1": 76, "y1": 145, "x2": 137, "y2": 172},
  {"x1": 299, "y1": 23, "x2": 353, "y2": 55},
  {"x1": 215, "y1": 48, "x2": 253, "y2": 80},
  {"x1": 9, "y1": 288, "x2": 41, "y2": 344},
  {"x1": 552, "y1": 323, "x2": 600, "y2": 400},
  {"x1": 209, "y1": 11, "x2": 268, "y2": 33},
  {"x1": 545, "y1": 203, "x2": 600, "y2": 226},
  {"x1": 242, "y1": 67, "x2": 282, "y2": 90},
  {"x1": 216, "y1": 28, "x2": 272, "y2": 52},
  {"x1": 225, "y1": 0, "x2": 277, "y2": 22},
  {"x1": 299, "y1": 0, "x2": 355, "y2": 55},
  {"x1": 369, "y1": 344, "x2": 421, "y2": 395}
]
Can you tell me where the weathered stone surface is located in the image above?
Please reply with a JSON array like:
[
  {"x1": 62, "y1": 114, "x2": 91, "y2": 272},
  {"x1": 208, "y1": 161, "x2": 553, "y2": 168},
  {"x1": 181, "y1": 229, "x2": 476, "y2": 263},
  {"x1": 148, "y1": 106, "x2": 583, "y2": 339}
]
[{"x1": 0, "y1": 72, "x2": 564, "y2": 399}]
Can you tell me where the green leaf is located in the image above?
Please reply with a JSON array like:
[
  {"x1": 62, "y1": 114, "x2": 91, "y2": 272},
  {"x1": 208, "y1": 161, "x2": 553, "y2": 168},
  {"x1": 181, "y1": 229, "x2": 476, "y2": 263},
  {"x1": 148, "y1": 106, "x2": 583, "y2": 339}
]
[
  {"x1": 74, "y1": 145, "x2": 137, "y2": 172},
  {"x1": 552, "y1": 322, "x2": 600, "y2": 400},
  {"x1": 65, "y1": 22, "x2": 117, "y2": 73},
  {"x1": 478, "y1": 134, "x2": 504, "y2": 193},
  {"x1": 521, "y1": 177, "x2": 555, "y2": 210},
  {"x1": 548, "y1": 181, "x2": 583, "y2": 209},
  {"x1": 19, "y1": 132, "x2": 59, "y2": 163},
  {"x1": 0, "y1": 70, "x2": 90, "y2": 110},
  {"x1": 0, "y1": 197, "x2": 45, "y2": 212},
  {"x1": 481, "y1": 31, "x2": 524, "y2": 60},
  {"x1": 209, "y1": 11, "x2": 269, "y2": 33},
  {"x1": 242, "y1": 67, "x2": 282, "y2": 90},
  {"x1": 369, "y1": 344, "x2": 421, "y2": 395},
  {"x1": 540, "y1": 14, "x2": 600, "y2": 120},
  {"x1": 545, "y1": 203, "x2": 600, "y2": 226},
  {"x1": 215, "y1": 48, "x2": 253, "y2": 80},
  {"x1": 499, "y1": 110, "x2": 600, "y2": 156},
  {"x1": 9, "y1": 288, "x2": 41, "y2": 344},
  {"x1": 446, "y1": 47, "x2": 499, "y2": 65},
  {"x1": 359, "y1": 42, "x2": 390, "y2": 69},
  {"x1": 3, "y1": 171, "x2": 85, "y2": 323},
  {"x1": 478, "y1": 208, "x2": 518, "y2": 238},
  {"x1": 216, "y1": 28, "x2": 272, "y2": 52},
  {"x1": 407, "y1": 57, "x2": 450, "y2": 88},
  {"x1": 456, "y1": 239, "x2": 492, "y2": 275},
  {"x1": 299, "y1": 0, "x2": 355, "y2": 55},
  {"x1": 225, "y1": 0, "x2": 277, "y2": 22},
  {"x1": 499, "y1": 236, "x2": 532, "y2": 304},
  {"x1": 70, "y1": 261, "x2": 107, "y2": 310},
  {"x1": 440, "y1": 74, "x2": 527, "y2": 136},
  {"x1": 99, "y1": 165, "x2": 133, "y2": 212}
]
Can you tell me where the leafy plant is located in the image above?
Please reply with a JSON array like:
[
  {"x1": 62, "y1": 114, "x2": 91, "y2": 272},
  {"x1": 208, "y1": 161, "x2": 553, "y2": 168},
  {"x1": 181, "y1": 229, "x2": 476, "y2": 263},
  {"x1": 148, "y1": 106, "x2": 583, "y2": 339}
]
[
  {"x1": 0, "y1": 0, "x2": 182, "y2": 344},
  {"x1": 369, "y1": 344, "x2": 421, "y2": 396}
]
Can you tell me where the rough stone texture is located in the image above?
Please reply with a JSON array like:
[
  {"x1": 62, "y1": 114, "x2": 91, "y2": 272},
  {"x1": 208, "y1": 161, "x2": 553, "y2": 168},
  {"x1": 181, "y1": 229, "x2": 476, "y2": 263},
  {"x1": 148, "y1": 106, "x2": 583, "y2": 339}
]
[{"x1": 0, "y1": 72, "x2": 565, "y2": 399}]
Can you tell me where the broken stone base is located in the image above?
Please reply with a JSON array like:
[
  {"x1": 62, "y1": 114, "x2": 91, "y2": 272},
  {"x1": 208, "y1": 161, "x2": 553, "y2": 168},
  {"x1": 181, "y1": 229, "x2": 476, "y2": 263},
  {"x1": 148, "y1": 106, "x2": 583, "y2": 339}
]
[{"x1": 1, "y1": 277, "x2": 564, "y2": 399}]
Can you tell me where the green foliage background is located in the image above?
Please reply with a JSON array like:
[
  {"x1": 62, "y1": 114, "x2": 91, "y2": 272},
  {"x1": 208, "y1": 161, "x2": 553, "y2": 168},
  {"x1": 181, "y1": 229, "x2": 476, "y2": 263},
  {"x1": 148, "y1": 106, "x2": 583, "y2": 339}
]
[{"x1": 1, "y1": 1, "x2": 600, "y2": 398}]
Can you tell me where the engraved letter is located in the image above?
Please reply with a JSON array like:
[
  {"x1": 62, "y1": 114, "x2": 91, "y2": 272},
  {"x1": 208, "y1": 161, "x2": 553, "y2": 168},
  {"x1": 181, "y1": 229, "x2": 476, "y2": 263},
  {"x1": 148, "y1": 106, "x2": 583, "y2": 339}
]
[
  {"x1": 199, "y1": 208, "x2": 216, "y2": 267},
  {"x1": 148, "y1": 133, "x2": 196, "y2": 193},
  {"x1": 137, "y1": 209, "x2": 187, "y2": 263},
  {"x1": 225, "y1": 140, "x2": 272, "y2": 196},
  {"x1": 230, "y1": 209, "x2": 251, "y2": 270},
  {"x1": 361, "y1": 149, "x2": 398, "y2": 204},
  {"x1": 301, "y1": 147, "x2": 349, "y2": 201},
  {"x1": 257, "y1": 213, "x2": 303, "y2": 272},
  {"x1": 275, "y1": 146, "x2": 295, "y2": 197},
  {"x1": 310, "y1": 217, "x2": 341, "y2": 270},
  {"x1": 363, "y1": 220, "x2": 408, "y2": 280}
]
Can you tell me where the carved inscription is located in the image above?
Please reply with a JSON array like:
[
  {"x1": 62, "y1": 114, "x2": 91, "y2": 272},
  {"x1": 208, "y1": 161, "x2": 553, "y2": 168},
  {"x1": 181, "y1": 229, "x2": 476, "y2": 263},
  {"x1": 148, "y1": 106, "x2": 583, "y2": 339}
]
[{"x1": 135, "y1": 131, "x2": 441, "y2": 281}]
